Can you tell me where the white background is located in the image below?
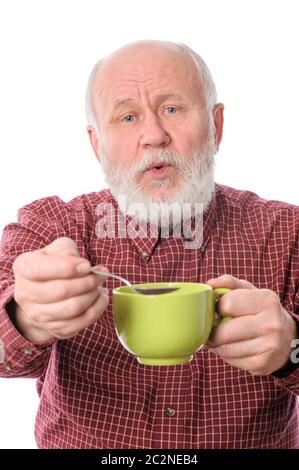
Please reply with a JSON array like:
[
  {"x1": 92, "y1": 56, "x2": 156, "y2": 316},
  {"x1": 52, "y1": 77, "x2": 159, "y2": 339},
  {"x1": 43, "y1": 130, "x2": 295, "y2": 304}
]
[{"x1": 0, "y1": 0, "x2": 298, "y2": 449}]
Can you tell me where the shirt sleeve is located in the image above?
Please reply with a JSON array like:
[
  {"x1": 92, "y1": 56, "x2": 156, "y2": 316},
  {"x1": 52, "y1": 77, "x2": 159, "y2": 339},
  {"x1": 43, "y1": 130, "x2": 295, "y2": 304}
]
[
  {"x1": 0, "y1": 195, "x2": 88, "y2": 379},
  {"x1": 0, "y1": 284, "x2": 55, "y2": 378},
  {"x1": 272, "y1": 286, "x2": 299, "y2": 395}
]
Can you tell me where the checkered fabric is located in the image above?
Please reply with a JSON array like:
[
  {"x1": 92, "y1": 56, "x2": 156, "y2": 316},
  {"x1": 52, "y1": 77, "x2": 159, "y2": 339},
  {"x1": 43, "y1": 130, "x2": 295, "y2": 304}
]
[{"x1": 0, "y1": 184, "x2": 298, "y2": 448}]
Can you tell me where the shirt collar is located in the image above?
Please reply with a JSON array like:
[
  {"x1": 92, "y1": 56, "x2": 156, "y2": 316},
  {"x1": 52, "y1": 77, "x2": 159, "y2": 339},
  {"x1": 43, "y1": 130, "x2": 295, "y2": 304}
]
[{"x1": 106, "y1": 185, "x2": 217, "y2": 258}]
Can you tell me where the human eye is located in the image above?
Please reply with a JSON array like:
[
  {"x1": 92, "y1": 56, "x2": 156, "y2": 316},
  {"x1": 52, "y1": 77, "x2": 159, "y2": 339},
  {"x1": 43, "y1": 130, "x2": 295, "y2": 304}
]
[
  {"x1": 165, "y1": 106, "x2": 178, "y2": 114},
  {"x1": 121, "y1": 114, "x2": 135, "y2": 123}
]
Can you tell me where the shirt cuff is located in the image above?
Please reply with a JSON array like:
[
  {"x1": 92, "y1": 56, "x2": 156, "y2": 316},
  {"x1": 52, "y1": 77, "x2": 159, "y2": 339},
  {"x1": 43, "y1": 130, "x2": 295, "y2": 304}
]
[
  {"x1": 0, "y1": 285, "x2": 55, "y2": 377},
  {"x1": 271, "y1": 310, "x2": 299, "y2": 393},
  {"x1": 272, "y1": 368, "x2": 299, "y2": 394}
]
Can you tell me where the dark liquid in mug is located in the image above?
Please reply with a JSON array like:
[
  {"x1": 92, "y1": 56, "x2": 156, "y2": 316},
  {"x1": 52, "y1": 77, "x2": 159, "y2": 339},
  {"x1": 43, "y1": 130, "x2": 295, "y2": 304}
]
[{"x1": 133, "y1": 287, "x2": 180, "y2": 295}]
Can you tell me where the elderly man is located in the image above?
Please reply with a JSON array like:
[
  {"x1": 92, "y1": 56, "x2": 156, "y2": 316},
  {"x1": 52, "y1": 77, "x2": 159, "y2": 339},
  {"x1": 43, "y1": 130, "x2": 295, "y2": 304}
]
[{"x1": 0, "y1": 40, "x2": 298, "y2": 449}]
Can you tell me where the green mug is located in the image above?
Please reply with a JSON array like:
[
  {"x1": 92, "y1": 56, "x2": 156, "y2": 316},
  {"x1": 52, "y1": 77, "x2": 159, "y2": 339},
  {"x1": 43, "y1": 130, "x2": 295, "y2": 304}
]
[{"x1": 113, "y1": 282, "x2": 231, "y2": 366}]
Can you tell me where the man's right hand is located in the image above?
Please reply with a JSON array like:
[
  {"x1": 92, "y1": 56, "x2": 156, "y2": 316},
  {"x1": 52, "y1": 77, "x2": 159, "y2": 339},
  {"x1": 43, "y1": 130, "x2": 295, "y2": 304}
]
[{"x1": 11, "y1": 237, "x2": 109, "y2": 342}]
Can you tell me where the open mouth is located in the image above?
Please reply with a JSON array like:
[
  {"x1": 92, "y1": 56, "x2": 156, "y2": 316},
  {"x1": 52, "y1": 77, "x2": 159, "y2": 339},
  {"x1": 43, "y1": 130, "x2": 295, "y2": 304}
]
[{"x1": 145, "y1": 162, "x2": 173, "y2": 176}]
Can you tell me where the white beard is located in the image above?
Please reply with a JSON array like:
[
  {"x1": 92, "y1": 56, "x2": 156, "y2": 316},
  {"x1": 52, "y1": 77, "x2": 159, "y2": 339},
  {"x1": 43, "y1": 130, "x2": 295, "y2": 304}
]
[{"x1": 99, "y1": 127, "x2": 217, "y2": 230}]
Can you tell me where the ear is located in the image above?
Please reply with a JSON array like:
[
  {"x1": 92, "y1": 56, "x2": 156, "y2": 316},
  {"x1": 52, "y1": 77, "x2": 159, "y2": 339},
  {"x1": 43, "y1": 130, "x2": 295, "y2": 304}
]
[
  {"x1": 87, "y1": 125, "x2": 101, "y2": 163},
  {"x1": 213, "y1": 103, "x2": 224, "y2": 150}
]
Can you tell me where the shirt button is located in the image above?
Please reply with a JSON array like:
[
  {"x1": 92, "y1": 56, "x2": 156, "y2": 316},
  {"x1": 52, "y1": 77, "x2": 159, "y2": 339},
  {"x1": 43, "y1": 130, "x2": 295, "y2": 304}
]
[
  {"x1": 142, "y1": 251, "x2": 148, "y2": 258},
  {"x1": 3, "y1": 361, "x2": 13, "y2": 372},
  {"x1": 19, "y1": 348, "x2": 33, "y2": 355},
  {"x1": 166, "y1": 407, "x2": 176, "y2": 417}
]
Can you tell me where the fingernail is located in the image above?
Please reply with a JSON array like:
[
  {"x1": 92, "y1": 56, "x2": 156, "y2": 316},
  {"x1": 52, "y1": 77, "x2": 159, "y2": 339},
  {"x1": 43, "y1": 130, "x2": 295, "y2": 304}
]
[
  {"x1": 76, "y1": 261, "x2": 90, "y2": 273},
  {"x1": 209, "y1": 348, "x2": 218, "y2": 355},
  {"x1": 98, "y1": 285, "x2": 108, "y2": 293},
  {"x1": 96, "y1": 265, "x2": 109, "y2": 272},
  {"x1": 102, "y1": 287, "x2": 109, "y2": 297}
]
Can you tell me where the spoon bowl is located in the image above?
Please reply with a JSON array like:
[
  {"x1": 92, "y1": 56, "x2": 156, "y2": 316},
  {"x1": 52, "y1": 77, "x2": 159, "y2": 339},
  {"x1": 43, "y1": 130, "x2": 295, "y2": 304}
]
[{"x1": 90, "y1": 267, "x2": 180, "y2": 295}]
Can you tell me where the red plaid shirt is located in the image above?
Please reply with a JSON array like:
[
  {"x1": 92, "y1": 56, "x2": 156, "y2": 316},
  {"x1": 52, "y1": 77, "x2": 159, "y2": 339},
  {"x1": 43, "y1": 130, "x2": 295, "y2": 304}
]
[{"x1": 0, "y1": 184, "x2": 298, "y2": 448}]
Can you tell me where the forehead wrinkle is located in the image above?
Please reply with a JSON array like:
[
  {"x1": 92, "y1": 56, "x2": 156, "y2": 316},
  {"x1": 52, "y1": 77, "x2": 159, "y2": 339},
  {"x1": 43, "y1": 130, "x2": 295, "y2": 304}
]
[
  {"x1": 95, "y1": 61, "x2": 186, "y2": 99},
  {"x1": 93, "y1": 53, "x2": 204, "y2": 118},
  {"x1": 113, "y1": 93, "x2": 184, "y2": 109}
]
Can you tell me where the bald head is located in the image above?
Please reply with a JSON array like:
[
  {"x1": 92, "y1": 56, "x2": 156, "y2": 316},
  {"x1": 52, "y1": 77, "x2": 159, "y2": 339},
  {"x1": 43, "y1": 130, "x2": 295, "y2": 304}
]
[{"x1": 85, "y1": 40, "x2": 217, "y2": 130}]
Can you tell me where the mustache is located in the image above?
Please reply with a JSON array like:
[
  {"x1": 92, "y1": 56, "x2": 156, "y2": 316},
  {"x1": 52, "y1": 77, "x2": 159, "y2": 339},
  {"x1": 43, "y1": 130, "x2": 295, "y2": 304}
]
[
  {"x1": 101, "y1": 141, "x2": 215, "y2": 187},
  {"x1": 132, "y1": 150, "x2": 186, "y2": 174}
]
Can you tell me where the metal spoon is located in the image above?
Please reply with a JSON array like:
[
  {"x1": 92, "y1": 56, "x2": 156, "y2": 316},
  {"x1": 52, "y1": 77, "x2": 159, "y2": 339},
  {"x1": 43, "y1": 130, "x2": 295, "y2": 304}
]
[{"x1": 90, "y1": 267, "x2": 180, "y2": 295}]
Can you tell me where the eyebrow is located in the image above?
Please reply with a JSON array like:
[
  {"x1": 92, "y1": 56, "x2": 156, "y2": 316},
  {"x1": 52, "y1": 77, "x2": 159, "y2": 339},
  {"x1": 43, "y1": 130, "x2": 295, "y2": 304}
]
[
  {"x1": 112, "y1": 93, "x2": 184, "y2": 111},
  {"x1": 155, "y1": 93, "x2": 183, "y2": 102},
  {"x1": 112, "y1": 98, "x2": 135, "y2": 111}
]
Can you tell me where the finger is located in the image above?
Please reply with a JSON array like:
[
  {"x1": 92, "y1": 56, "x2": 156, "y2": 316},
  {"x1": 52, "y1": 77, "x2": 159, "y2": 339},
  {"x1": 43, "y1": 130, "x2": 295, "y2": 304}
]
[
  {"x1": 213, "y1": 353, "x2": 270, "y2": 376},
  {"x1": 207, "y1": 275, "x2": 257, "y2": 290},
  {"x1": 207, "y1": 314, "x2": 264, "y2": 347},
  {"x1": 30, "y1": 285, "x2": 104, "y2": 322},
  {"x1": 92, "y1": 265, "x2": 109, "y2": 273},
  {"x1": 43, "y1": 237, "x2": 80, "y2": 257},
  {"x1": 14, "y1": 250, "x2": 91, "y2": 281},
  {"x1": 216, "y1": 289, "x2": 272, "y2": 317},
  {"x1": 22, "y1": 273, "x2": 104, "y2": 304},
  {"x1": 90, "y1": 265, "x2": 109, "y2": 282},
  {"x1": 209, "y1": 336, "x2": 269, "y2": 360},
  {"x1": 47, "y1": 288, "x2": 109, "y2": 339}
]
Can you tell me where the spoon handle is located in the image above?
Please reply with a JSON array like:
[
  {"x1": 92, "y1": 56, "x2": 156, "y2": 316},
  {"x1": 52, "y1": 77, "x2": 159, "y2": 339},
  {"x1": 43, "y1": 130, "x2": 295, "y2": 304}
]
[{"x1": 90, "y1": 267, "x2": 133, "y2": 288}]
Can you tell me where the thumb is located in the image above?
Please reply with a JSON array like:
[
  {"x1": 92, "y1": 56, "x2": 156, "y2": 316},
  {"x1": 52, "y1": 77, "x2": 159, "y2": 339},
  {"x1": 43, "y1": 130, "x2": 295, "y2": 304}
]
[
  {"x1": 207, "y1": 274, "x2": 256, "y2": 290},
  {"x1": 43, "y1": 237, "x2": 80, "y2": 257}
]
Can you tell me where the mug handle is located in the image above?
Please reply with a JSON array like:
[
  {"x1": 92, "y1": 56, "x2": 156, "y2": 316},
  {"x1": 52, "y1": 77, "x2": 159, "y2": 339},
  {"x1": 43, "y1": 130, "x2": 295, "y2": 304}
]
[{"x1": 212, "y1": 287, "x2": 232, "y2": 328}]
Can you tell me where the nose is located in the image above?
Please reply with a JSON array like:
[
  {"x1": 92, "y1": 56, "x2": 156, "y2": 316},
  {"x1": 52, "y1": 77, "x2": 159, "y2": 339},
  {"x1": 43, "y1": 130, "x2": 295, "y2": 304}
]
[{"x1": 139, "y1": 112, "x2": 171, "y2": 149}]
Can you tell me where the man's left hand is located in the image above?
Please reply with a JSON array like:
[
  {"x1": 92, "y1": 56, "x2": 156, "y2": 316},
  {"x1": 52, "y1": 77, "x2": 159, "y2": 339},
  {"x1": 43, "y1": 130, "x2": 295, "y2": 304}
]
[{"x1": 206, "y1": 275, "x2": 297, "y2": 376}]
